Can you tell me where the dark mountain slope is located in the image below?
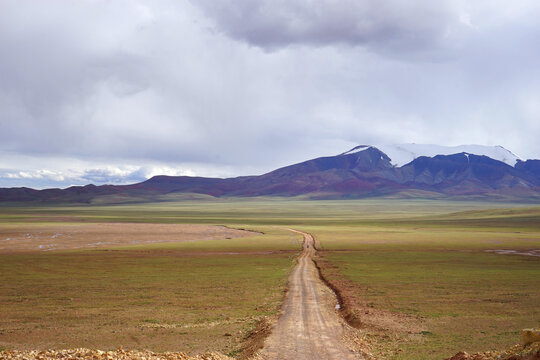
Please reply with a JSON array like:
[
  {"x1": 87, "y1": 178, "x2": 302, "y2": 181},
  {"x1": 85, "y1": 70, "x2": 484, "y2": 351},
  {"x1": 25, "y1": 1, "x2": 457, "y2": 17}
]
[
  {"x1": 400, "y1": 153, "x2": 523, "y2": 185},
  {"x1": 129, "y1": 176, "x2": 248, "y2": 197},
  {"x1": 397, "y1": 153, "x2": 538, "y2": 195},
  {"x1": 515, "y1": 160, "x2": 540, "y2": 179},
  {"x1": 1, "y1": 146, "x2": 538, "y2": 203},
  {"x1": 0, "y1": 184, "x2": 118, "y2": 203},
  {"x1": 231, "y1": 147, "x2": 399, "y2": 196},
  {"x1": 265, "y1": 146, "x2": 393, "y2": 177}
]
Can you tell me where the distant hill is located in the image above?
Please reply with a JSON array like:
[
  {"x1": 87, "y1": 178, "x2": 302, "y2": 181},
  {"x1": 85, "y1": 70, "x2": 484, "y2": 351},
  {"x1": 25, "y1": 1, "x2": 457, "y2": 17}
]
[{"x1": 1, "y1": 145, "x2": 539, "y2": 203}]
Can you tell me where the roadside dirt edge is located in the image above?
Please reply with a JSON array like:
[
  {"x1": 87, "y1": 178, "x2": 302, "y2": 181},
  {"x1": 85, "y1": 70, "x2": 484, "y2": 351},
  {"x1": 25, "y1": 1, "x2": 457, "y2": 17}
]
[
  {"x1": 236, "y1": 317, "x2": 272, "y2": 360},
  {"x1": 312, "y1": 257, "x2": 363, "y2": 328},
  {"x1": 310, "y1": 234, "x2": 362, "y2": 329}
]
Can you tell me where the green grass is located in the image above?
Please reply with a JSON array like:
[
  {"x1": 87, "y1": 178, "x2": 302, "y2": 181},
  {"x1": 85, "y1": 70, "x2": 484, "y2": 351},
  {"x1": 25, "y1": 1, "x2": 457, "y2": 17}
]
[
  {"x1": 304, "y1": 211, "x2": 540, "y2": 360},
  {"x1": 108, "y1": 226, "x2": 301, "y2": 252},
  {"x1": 322, "y1": 249, "x2": 539, "y2": 359},
  {"x1": 0, "y1": 226, "x2": 299, "y2": 354},
  {"x1": 0, "y1": 198, "x2": 534, "y2": 226},
  {"x1": 0, "y1": 198, "x2": 538, "y2": 358}
]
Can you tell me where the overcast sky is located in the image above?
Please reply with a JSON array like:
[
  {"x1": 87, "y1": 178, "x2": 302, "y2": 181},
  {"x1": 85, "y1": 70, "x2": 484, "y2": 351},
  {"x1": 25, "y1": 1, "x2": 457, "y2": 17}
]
[{"x1": 1, "y1": 0, "x2": 539, "y2": 188}]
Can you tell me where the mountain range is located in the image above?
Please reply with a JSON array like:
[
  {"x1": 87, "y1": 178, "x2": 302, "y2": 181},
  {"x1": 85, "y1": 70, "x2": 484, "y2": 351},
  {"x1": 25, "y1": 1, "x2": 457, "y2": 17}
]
[{"x1": 1, "y1": 144, "x2": 539, "y2": 203}]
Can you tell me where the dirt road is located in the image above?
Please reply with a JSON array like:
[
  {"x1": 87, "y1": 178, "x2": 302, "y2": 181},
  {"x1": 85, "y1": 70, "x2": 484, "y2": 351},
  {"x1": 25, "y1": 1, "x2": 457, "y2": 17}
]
[{"x1": 258, "y1": 229, "x2": 361, "y2": 360}]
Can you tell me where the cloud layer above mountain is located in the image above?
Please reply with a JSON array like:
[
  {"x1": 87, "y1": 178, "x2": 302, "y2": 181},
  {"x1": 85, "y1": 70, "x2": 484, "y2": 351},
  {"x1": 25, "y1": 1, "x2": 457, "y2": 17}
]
[
  {"x1": 193, "y1": 0, "x2": 464, "y2": 58},
  {"x1": 1, "y1": 0, "x2": 539, "y2": 188}
]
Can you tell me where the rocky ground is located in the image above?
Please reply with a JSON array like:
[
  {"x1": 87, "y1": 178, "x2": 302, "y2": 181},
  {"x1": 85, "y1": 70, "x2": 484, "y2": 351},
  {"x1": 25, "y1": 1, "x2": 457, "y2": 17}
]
[
  {"x1": 446, "y1": 342, "x2": 540, "y2": 360},
  {"x1": 2, "y1": 342, "x2": 538, "y2": 360},
  {"x1": 0, "y1": 348, "x2": 234, "y2": 360}
]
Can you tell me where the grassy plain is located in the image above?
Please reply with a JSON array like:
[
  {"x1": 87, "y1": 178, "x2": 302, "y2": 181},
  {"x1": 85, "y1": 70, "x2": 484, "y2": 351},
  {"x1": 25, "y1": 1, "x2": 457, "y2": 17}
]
[
  {"x1": 0, "y1": 223, "x2": 300, "y2": 356},
  {"x1": 0, "y1": 199, "x2": 539, "y2": 359},
  {"x1": 303, "y1": 207, "x2": 540, "y2": 359}
]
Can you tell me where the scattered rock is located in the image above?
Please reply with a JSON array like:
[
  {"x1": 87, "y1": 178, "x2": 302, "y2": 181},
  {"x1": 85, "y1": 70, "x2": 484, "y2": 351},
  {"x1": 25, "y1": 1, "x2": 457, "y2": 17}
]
[
  {"x1": 445, "y1": 341, "x2": 540, "y2": 360},
  {"x1": 523, "y1": 329, "x2": 540, "y2": 345},
  {"x1": 0, "y1": 348, "x2": 234, "y2": 360}
]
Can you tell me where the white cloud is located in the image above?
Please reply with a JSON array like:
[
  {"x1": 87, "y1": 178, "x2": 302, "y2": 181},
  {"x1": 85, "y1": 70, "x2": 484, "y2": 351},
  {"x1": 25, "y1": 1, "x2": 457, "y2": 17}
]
[
  {"x1": 0, "y1": 0, "x2": 539, "y2": 189},
  {"x1": 0, "y1": 151, "x2": 263, "y2": 189}
]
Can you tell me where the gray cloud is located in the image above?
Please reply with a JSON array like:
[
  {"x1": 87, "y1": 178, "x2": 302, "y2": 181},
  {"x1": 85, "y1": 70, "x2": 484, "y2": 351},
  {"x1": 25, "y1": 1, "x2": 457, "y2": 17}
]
[
  {"x1": 192, "y1": 0, "x2": 467, "y2": 59},
  {"x1": 0, "y1": 0, "x2": 539, "y2": 188}
]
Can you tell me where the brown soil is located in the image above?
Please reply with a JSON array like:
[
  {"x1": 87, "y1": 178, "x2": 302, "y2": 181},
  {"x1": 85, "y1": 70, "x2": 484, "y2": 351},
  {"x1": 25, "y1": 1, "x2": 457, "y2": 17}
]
[
  {"x1": 237, "y1": 318, "x2": 273, "y2": 360},
  {"x1": 314, "y1": 253, "x2": 425, "y2": 359},
  {"x1": 0, "y1": 228, "x2": 367, "y2": 359},
  {"x1": 445, "y1": 342, "x2": 540, "y2": 360},
  {"x1": 257, "y1": 229, "x2": 363, "y2": 359},
  {"x1": 314, "y1": 249, "x2": 540, "y2": 360},
  {"x1": 0, "y1": 223, "x2": 252, "y2": 253}
]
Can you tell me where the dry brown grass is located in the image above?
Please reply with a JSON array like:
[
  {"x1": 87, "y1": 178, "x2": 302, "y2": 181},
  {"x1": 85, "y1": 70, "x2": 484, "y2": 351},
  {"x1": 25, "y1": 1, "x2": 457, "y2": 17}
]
[
  {"x1": 0, "y1": 223, "x2": 252, "y2": 253},
  {"x1": 314, "y1": 254, "x2": 425, "y2": 360},
  {"x1": 0, "y1": 224, "x2": 298, "y2": 356}
]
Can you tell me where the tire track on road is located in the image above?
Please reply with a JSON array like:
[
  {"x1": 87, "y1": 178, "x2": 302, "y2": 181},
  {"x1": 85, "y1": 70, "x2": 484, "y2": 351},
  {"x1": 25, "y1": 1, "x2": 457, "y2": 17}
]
[{"x1": 257, "y1": 229, "x2": 361, "y2": 360}]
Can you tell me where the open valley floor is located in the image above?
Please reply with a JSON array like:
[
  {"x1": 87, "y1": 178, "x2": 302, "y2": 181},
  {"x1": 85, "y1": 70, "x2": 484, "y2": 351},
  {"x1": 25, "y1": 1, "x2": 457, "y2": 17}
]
[{"x1": 0, "y1": 199, "x2": 539, "y2": 359}]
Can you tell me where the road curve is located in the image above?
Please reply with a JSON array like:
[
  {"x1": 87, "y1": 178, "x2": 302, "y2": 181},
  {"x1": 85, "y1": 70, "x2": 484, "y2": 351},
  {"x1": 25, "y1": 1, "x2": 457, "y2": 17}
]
[{"x1": 258, "y1": 229, "x2": 361, "y2": 360}]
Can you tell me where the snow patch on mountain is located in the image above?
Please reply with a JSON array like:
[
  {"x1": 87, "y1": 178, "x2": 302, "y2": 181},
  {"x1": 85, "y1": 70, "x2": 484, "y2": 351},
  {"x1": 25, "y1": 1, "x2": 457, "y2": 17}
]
[
  {"x1": 343, "y1": 145, "x2": 370, "y2": 155},
  {"x1": 343, "y1": 144, "x2": 521, "y2": 167}
]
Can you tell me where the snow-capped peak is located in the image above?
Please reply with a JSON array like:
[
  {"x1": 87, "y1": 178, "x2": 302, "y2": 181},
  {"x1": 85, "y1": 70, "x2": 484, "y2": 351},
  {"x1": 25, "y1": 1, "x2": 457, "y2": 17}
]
[
  {"x1": 342, "y1": 145, "x2": 370, "y2": 155},
  {"x1": 342, "y1": 144, "x2": 522, "y2": 167}
]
